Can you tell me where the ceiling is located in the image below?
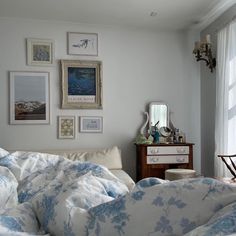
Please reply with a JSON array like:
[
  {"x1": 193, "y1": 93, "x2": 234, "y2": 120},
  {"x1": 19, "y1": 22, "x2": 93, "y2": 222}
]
[{"x1": 0, "y1": 0, "x2": 235, "y2": 31}]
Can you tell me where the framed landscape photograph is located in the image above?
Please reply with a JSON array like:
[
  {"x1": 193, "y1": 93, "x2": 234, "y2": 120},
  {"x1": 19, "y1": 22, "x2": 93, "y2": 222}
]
[
  {"x1": 80, "y1": 116, "x2": 103, "y2": 133},
  {"x1": 67, "y1": 32, "x2": 98, "y2": 56},
  {"x1": 58, "y1": 116, "x2": 76, "y2": 139},
  {"x1": 61, "y1": 60, "x2": 102, "y2": 109},
  {"x1": 10, "y1": 71, "x2": 50, "y2": 124},
  {"x1": 27, "y1": 38, "x2": 54, "y2": 66}
]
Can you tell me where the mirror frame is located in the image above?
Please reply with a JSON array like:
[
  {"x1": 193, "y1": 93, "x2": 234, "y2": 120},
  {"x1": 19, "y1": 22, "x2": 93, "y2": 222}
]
[{"x1": 149, "y1": 102, "x2": 169, "y2": 130}]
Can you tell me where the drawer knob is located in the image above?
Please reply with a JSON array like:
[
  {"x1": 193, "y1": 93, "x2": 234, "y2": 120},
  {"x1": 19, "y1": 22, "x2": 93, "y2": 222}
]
[
  {"x1": 176, "y1": 157, "x2": 185, "y2": 162},
  {"x1": 176, "y1": 148, "x2": 186, "y2": 154},
  {"x1": 150, "y1": 149, "x2": 159, "y2": 154},
  {"x1": 151, "y1": 157, "x2": 159, "y2": 163}
]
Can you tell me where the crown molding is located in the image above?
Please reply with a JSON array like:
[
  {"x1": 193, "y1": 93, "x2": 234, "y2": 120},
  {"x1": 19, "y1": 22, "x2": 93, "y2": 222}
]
[{"x1": 193, "y1": 0, "x2": 236, "y2": 30}]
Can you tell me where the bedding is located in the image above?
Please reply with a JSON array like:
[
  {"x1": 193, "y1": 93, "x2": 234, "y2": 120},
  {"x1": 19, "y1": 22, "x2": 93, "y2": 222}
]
[{"x1": 0, "y1": 148, "x2": 235, "y2": 235}]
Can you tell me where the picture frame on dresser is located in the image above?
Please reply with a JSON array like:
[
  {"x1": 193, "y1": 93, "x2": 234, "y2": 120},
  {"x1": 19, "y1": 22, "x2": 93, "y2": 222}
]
[
  {"x1": 27, "y1": 38, "x2": 54, "y2": 66},
  {"x1": 67, "y1": 32, "x2": 98, "y2": 56},
  {"x1": 9, "y1": 71, "x2": 50, "y2": 124},
  {"x1": 61, "y1": 60, "x2": 102, "y2": 109}
]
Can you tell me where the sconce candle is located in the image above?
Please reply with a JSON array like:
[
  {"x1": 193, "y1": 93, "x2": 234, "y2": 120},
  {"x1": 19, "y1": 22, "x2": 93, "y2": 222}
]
[
  {"x1": 193, "y1": 34, "x2": 216, "y2": 72},
  {"x1": 205, "y1": 34, "x2": 211, "y2": 44}
]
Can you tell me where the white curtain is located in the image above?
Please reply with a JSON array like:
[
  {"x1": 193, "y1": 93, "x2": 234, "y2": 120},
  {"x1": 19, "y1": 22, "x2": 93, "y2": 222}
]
[{"x1": 215, "y1": 19, "x2": 236, "y2": 177}]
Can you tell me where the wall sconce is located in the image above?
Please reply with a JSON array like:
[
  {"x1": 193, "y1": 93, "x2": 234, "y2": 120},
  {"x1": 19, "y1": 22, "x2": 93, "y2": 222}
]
[{"x1": 193, "y1": 34, "x2": 216, "y2": 73}]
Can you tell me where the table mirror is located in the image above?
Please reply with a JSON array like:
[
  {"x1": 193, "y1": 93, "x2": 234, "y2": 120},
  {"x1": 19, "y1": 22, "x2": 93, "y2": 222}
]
[{"x1": 149, "y1": 102, "x2": 169, "y2": 130}]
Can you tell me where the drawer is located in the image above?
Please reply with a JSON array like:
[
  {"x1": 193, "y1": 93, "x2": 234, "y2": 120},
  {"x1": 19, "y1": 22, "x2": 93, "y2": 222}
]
[
  {"x1": 147, "y1": 155, "x2": 189, "y2": 164},
  {"x1": 147, "y1": 146, "x2": 189, "y2": 155}
]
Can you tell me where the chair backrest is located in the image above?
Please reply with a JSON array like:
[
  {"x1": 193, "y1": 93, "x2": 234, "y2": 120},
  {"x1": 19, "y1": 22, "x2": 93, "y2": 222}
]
[{"x1": 218, "y1": 154, "x2": 236, "y2": 179}]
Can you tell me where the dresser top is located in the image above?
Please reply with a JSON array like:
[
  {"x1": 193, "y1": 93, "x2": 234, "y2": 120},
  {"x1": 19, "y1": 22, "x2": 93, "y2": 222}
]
[{"x1": 135, "y1": 143, "x2": 194, "y2": 146}]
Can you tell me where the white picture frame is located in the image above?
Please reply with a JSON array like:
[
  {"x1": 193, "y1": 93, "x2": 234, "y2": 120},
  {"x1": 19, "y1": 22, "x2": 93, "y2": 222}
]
[
  {"x1": 9, "y1": 71, "x2": 50, "y2": 124},
  {"x1": 58, "y1": 116, "x2": 76, "y2": 139},
  {"x1": 27, "y1": 38, "x2": 54, "y2": 66},
  {"x1": 67, "y1": 32, "x2": 98, "y2": 56},
  {"x1": 79, "y1": 116, "x2": 103, "y2": 133}
]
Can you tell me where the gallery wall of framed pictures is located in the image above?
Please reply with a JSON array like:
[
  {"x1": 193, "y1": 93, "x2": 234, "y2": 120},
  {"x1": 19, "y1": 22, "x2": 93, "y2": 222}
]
[{"x1": 9, "y1": 32, "x2": 103, "y2": 139}]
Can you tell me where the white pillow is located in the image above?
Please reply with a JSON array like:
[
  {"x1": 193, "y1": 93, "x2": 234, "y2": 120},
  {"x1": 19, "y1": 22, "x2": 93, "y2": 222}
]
[
  {"x1": 84, "y1": 146, "x2": 122, "y2": 169},
  {"x1": 0, "y1": 148, "x2": 9, "y2": 158},
  {"x1": 0, "y1": 166, "x2": 18, "y2": 208}
]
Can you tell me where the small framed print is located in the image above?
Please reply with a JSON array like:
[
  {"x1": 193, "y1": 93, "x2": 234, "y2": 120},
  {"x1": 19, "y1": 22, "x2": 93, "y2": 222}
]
[
  {"x1": 67, "y1": 32, "x2": 98, "y2": 56},
  {"x1": 27, "y1": 38, "x2": 54, "y2": 66},
  {"x1": 58, "y1": 116, "x2": 76, "y2": 139},
  {"x1": 80, "y1": 116, "x2": 103, "y2": 133}
]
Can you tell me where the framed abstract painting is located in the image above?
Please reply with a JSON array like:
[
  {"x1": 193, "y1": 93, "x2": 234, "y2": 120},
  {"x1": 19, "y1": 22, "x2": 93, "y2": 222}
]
[{"x1": 61, "y1": 60, "x2": 102, "y2": 109}]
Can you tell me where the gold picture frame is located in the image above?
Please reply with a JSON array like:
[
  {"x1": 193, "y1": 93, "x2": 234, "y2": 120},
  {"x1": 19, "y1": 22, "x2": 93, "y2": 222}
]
[
  {"x1": 58, "y1": 116, "x2": 76, "y2": 139},
  {"x1": 61, "y1": 60, "x2": 102, "y2": 109}
]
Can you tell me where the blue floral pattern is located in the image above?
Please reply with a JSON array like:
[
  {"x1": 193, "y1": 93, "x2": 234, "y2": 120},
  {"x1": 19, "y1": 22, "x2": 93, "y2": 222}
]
[
  {"x1": 86, "y1": 178, "x2": 236, "y2": 236},
  {"x1": 0, "y1": 202, "x2": 40, "y2": 234},
  {"x1": 0, "y1": 148, "x2": 236, "y2": 236},
  {"x1": 0, "y1": 166, "x2": 18, "y2": 209}
]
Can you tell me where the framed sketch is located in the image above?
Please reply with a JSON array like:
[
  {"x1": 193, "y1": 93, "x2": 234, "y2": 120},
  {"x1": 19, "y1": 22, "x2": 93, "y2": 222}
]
[
  {"x1": 61, "y1": 60, "x2": 102, "y2": 109},
  {"x1": 80, "y1": 116, "x2": 103, "y2": 133},
  {"x1": 27, "y1": 38, "x2": 54, "y2": 66},
  {"x1": 9, "y1": 71, "x2": 50, "y2": 124},
  {"x1": 58, "y1": 116, "x2": 76, "y2": 139},
  {"x1": 67, "y1": 32, "x2": 98, "y2": 56}
]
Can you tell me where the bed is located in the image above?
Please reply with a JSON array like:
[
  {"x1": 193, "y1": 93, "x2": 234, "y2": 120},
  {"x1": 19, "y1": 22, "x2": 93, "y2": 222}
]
[{"x1": 0, "y1": 146, "x2": 236, "y2": 236}]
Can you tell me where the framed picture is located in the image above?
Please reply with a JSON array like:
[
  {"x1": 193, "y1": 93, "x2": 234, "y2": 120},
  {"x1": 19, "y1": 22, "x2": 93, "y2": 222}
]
[
  {"x1": 67, "y1": 32, "x2": 98, "y2": 56},
  {"x1": 80, "y1": 116, "x2": 103, "y2": 133},
  {"x1": 27, "y1": 38, "x2": 54, "y2": 66},
  {"x1": 9, "y1": 71, "x2": 50, "y2": 124},
  {"x1": 61, "y1": 60, "x2": 102, "y2": 109},
  {"x1": 58, "y1": 116, "x2": 76, "y2": 139}
]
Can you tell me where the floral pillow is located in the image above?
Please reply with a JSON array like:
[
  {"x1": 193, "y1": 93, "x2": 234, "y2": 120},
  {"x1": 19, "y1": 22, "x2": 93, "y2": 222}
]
[
  {"x1": 32, "y1": 172, "x2": 115, "y2": 236},
  {"x1": 184, "y1": 201, "x2": 236, "y2": 236},
  {"x1": 0, "y1": 166, "x2": 18, "y2": 208},
  {"x1": 0, "y1": 152, "x2": 65, "y2": 182},
  {"x1": 0, "y1": 202, "x2": 40, "y2": 234}
]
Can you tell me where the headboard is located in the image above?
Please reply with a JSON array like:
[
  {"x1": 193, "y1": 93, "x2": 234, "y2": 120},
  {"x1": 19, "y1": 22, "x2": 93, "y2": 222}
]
[{"x1": 10, "y1": 146, "x2": 122, "y2": 170}]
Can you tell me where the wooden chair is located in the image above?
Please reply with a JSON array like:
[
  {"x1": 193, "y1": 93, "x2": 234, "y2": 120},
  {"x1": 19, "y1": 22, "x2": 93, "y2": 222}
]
[{"x1": 218, "y1": 154, "x2": 236, "y2": 180}]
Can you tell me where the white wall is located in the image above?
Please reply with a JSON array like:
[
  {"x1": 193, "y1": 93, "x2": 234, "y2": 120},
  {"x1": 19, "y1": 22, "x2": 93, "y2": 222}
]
[{"x1": 0, "y1": 17, "x2": 201, "y2": 179}]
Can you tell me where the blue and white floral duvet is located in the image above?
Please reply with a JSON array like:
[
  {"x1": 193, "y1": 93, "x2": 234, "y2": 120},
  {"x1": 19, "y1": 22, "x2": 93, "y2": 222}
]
[{"x1": 0, "y1": 147, "x2": 236, "y2": 236}]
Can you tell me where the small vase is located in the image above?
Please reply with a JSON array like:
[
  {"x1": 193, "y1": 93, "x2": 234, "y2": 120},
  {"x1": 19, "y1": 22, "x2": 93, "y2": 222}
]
[{"x1": 153, "y1": 131, "x2": 160, "y2": 144}]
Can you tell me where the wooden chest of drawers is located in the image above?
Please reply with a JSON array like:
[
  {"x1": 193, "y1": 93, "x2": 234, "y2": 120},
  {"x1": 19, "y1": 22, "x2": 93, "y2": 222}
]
[{"x1": 135, "y1": 143, "x2": 194, "y2": 181}]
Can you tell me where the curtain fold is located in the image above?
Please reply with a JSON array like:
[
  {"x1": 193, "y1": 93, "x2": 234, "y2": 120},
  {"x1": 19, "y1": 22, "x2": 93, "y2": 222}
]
[{"x1": 215, "y1": 20, "x2": 236, "y2": 177}]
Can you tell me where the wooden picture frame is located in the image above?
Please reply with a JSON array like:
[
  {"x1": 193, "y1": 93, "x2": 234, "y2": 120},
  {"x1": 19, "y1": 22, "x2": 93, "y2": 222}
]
[
  {"x1": 61, "y1": 60, "x2": 102, "y2": 109},
  {"x1": 9, "y1": 71, "x2": 50, "y2": 124},
  {"x1": 27, "y1": 38, "x2": 54, "y2": 66}
]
